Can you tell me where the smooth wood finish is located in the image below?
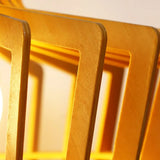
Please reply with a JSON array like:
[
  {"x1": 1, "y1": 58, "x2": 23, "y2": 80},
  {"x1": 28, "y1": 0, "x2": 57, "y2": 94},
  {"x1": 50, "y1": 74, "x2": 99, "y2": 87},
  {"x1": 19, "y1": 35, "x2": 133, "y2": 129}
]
[
  {"x1": 37, "y1": 12, "x2": 160, "y2": 160},
  {"x1": 0, "y1": 6, "x2": 107, "y2": 160},
  {"x1": 28, "y1": 10, "x2": 160, "y2": 160},
  {"x1": 0, "y1": 47, "x2": 43, "y2": 159},
  {"x1": 0, "y1": 5, "x2": 160, "y2": 160},
  {"x1": 140, "y1": 55, "x2": 160, "y2": 159},
  {"x1": 0, "y1": 15, "x2": 30, "y2": 160},
  {"x1": 0, "y1": 0, "x2": 23, "y2": 7},
  {"x1": 140, "y1": 78, "x2": 160, "y2": 160},
  {"x1": 17, "y1": 8, "x2": 160, "y2": 160},
  {"x1": 138, "y1": 30, "x2": 160, "y2": 159},
  {"x1": 0, "y1": 1, "x2": 132, "y2": 69}
]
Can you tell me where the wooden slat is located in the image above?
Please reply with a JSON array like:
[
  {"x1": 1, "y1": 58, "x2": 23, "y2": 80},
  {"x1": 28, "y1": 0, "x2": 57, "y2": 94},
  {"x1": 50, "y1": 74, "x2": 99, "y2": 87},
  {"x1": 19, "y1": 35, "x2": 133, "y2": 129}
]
[
  {"x1": 0, "y1": 7, "x2": 107, "y2": 160},
  {"x1": 0, "y1": 5, "x2": 159, "y2": 160},
  {"x1": 0, "y1": 15, "x2": 30, "y2": 160}
]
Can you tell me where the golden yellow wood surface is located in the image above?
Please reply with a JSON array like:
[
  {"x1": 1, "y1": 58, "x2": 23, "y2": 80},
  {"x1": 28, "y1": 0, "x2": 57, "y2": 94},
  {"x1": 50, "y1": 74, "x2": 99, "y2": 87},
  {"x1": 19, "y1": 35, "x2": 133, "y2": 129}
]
[
  {"x1": 2, "y1": 1, "x2": 160, "y2": 159},
  {"x1": 140, "y1": 58, "x2": 160, "y2": 159},
  {"x1": 0, "y1": 4, "x2": 160, "y2": 160},
  {"x1": 0, "y1": 6, "x2": 107, "y2": 160},
  {"x1": 36, "y1": 11, "x2": 160, "y2": 160},
  {"x1": 0, "y1": 14, "x2": 30, "y2": 160},
  {"x1": 0, "y1": 0, "x2": 23, "y2": 7},
  {"x1": 8, "y1": 7, "x2": 160, "y2": 160},
  {"x1": 0, "y1": 47, "x2": 43, "y2": 159},
  {"x1": 37, "y1": 10, "x2": 160, "y2": 160},
  {"x1": 140, "y1": 79, "x2": 160, "y2": 160}
]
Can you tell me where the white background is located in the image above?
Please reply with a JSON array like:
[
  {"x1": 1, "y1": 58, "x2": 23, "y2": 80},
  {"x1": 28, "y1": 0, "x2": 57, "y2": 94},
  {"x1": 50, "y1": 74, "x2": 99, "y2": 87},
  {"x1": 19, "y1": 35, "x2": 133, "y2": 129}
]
[{"x1": 23, "y1": 0, "x2": 160, "y2": 27}]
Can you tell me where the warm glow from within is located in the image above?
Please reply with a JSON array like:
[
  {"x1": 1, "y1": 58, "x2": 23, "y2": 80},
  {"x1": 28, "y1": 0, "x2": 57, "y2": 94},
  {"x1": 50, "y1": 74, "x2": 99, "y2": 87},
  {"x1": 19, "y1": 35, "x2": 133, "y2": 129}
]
[{"x1": 0, "y1": 89, "x2": 3, "y2": 121}]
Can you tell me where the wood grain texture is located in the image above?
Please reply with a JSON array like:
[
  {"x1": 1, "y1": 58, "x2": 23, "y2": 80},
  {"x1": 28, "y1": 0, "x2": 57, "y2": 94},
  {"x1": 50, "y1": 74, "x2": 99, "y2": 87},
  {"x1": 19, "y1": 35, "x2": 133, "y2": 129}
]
[
  {"x1": 0, "y1": 0, "x2": 23, "y2": 7},
  {"x1": 0, "y1": 14, "x2": 30, "y2": 160},
  {"x1": 23, "y1": 9, "x2": 160, "y2": 160},
  {"x1": 0, "y1": 47, "x2": 43, "y2": 158},
  {"x1": 0, "y1": 4, "x2": 160, "y2": 160},
  {"x1": 0, "y1": 6, "x2": 107, "y2": 160},
  {"x1": 42, "y1": 12, "x2": 160, "y2": 160},
  {"x1": 18, "y1": 9, "x2": 160, "y2": 160},
  {"x1": 32, "y1": 8, "x2": 160, "y2": 160},
  {"x1": 140, "y1": 72, "x2": 160, "y2": 159}
]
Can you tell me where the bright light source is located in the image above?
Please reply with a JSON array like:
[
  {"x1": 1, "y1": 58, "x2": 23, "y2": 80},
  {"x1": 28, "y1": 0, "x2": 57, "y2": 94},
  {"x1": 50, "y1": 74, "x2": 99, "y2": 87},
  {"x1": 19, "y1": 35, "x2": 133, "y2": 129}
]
[{"x1": 0, "y1": 89, "x2": 3, "y2": 121}]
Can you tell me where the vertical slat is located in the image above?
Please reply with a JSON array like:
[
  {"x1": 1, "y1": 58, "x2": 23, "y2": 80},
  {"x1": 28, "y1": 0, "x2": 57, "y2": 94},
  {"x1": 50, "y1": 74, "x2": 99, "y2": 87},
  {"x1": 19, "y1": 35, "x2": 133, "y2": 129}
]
[{"x1": 0, "y1": 15, "x2": 30, "y2": 160}]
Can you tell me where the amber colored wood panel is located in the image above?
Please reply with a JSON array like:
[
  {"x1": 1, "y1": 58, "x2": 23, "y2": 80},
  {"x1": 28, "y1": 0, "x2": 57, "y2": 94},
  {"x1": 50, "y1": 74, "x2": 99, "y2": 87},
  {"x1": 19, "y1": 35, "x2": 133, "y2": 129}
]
[
  {"x1": 20, "y1": 9, "x2": 160, "y2": 160},
  {"x1": 140, "y1": 73, "x2": 160, "y2": 160},
  {"x1": 0, "y1": 47, "x2": 43, "y2": 156},
  {"x1": 40, "y1": 12, "x2": 160, "y2": 160},
  {"x1": 0, "y1": 14, "x2": 30, "y2": 160},
  {"x1": 0, "y1": 5, "x2": 159, "y2": 160},
  {"x1": 0, "y1": 6, "x2": 107, "y2": 160}
]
